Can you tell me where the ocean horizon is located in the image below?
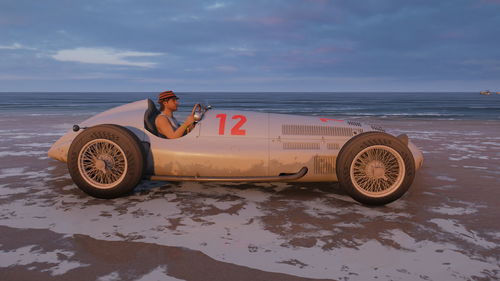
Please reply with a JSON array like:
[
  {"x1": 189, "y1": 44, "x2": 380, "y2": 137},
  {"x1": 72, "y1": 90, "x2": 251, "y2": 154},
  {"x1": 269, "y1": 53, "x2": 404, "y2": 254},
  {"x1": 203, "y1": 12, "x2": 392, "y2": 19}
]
[{"x1": 1, "y1": 91, "x2": 499, "y2": 121}]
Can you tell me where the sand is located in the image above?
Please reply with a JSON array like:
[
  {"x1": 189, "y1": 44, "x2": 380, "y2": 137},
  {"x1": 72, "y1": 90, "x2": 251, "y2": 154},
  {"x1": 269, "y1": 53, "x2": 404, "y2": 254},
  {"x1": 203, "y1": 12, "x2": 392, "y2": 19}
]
[{"x1": 1, "y1": 116, "x2": 499, "y2": 280}]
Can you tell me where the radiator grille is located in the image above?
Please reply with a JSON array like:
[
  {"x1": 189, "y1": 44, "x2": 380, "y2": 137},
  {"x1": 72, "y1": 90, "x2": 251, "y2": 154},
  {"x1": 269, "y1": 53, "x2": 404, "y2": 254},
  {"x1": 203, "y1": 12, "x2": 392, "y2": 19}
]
[
  {"x1": 283, "y1": 142, "x2": 320, "y2": 150},
  {"x1": 327, "y1": 143, "x2": 340, "y2": 150},
  {"x1": 314, "y1": 156, "x2": 336, "y2": 174},
  {"x1": 282, "y1": 124, "x2": 356, "y2": 136}
]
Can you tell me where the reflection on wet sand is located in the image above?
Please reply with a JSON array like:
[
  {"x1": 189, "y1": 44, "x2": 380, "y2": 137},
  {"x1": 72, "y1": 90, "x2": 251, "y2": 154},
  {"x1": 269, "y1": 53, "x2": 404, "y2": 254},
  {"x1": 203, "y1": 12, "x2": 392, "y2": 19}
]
[{"x1": 1, "y1": 118, "x2": 500, "y2": 280}]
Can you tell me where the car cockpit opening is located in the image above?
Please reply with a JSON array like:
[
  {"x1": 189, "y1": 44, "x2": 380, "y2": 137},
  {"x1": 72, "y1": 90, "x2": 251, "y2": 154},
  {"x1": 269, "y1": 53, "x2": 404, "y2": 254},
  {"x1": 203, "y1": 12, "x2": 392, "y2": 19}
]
[{"x1": 144, "y1": 99, "x2": 210, "y2": 139}]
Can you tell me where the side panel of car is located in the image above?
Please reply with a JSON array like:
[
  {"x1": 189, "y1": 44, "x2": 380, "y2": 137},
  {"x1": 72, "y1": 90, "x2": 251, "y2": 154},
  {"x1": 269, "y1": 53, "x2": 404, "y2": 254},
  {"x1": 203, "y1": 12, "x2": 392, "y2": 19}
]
[
  {"x1": 149, "y1": 110, "x2": 270, "y2": 177},
  {"x1": 268, "y1": 114, "x2": 361, "y2": 181},
  {"x1": 199, "y1": 110, "x2": 269, "y2": 138}
]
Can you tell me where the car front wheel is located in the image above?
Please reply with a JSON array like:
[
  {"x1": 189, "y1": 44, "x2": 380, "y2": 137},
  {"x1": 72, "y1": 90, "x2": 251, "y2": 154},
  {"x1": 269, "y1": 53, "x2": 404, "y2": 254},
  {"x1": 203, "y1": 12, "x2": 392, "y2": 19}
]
[{"x1": 336, "y1": 132, "x2": 415, "y2": 205}]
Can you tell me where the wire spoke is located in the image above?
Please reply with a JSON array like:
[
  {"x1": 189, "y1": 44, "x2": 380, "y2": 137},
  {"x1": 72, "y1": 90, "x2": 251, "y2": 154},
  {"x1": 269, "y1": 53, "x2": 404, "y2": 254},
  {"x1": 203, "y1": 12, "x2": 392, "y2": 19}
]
[
  {"x1": 350, "y1": 146, "x2": 404, "y2": 196},
  {"x1": 78, "y1": 139, "x2": 127, "y2": 189}
]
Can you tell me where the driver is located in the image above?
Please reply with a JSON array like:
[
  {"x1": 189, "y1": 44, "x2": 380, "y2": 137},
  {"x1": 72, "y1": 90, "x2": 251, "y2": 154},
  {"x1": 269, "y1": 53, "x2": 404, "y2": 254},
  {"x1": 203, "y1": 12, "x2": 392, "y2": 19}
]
[{"x1": 155, "y1": 90, "x2": 195, "y2": 139}]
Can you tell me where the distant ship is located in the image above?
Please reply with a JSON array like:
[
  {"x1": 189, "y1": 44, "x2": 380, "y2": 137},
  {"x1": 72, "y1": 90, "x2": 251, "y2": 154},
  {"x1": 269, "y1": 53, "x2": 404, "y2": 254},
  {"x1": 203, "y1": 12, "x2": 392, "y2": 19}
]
[{"x1": 480, "y1": 90, "x2": 491, "y2": 95}]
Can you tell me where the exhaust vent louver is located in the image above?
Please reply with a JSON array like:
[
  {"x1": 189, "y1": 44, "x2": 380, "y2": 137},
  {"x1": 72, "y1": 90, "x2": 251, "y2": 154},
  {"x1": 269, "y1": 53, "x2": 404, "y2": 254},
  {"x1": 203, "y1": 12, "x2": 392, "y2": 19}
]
[
  {"x1": 314, "y1": 156, "x2": 336, "y2": 174},
  {"x1": 370, "y1": 125, "x2": 385, "y2": 132},
  {"x1": 347, "y1": 121, "x2": 362, "y2": 127},
  {"x1": 283, "y1": 142, "x2": 320, "y2": 150},
  {"x1": 282, "y1": 125, "x2": 356, "y2": 136},
  {"x1": 327, "y1": 143, "x2": 340, "y2": 150}
]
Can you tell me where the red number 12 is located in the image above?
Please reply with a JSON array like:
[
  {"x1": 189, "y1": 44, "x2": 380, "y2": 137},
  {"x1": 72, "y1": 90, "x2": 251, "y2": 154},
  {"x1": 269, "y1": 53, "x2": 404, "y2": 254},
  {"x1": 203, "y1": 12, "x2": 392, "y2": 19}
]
[{"x1": 216, "y1": 114, "x2": 247, "y2": 135}]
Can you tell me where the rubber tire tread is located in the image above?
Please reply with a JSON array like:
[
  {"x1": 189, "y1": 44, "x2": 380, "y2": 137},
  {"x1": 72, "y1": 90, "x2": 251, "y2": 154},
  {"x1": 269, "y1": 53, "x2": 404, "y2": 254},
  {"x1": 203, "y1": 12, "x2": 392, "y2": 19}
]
[
  {"x1": 336, "y1": 132, "x2": 415, "y2": 206},
  {"x1": 67, "y1": 124, "x2": 145, "y2": 199}
]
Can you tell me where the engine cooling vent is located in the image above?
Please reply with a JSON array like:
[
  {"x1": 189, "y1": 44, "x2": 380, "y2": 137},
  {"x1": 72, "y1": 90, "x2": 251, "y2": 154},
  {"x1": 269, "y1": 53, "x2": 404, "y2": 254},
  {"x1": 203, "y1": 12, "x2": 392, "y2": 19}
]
[
  {"x1": 370, "y1": 125, "x2": 385, "y2": 132},
  {"x1": 347, "y1": 121, "x2": 362, "y2": 127},
  {"x1": 314, "y1": 156, "x2": 336, "y2": 174},
  {"x1": 283, "y1": 142, "x2": 320, "y2": 150},
  {"x1": 282, "y1": 124, "x2": 356, "y2": 136},
  {"x1": 327, "y1": 143, "x2": 340, "y2": 150}
]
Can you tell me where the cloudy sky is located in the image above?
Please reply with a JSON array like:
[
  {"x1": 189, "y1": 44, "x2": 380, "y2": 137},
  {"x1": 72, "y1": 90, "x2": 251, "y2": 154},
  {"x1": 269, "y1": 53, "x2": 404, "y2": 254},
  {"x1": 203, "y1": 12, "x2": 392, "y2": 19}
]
[{"x1": 1, "y1": 0, "x2": 499, "y2": 92}]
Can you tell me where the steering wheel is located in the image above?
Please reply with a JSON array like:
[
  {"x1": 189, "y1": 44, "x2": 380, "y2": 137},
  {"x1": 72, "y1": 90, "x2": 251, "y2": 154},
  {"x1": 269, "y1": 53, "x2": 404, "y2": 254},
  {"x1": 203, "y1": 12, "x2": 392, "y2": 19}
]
[{"x1": 191, "y1": 103, "x2": 203, "y2": 122}]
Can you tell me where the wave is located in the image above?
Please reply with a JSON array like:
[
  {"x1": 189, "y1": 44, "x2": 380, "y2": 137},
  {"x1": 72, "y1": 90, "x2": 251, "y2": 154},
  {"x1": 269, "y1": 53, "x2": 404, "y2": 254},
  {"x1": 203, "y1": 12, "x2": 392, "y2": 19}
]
[{"x1": 1, "y1": 92, "x2": 499, "y2": 121}]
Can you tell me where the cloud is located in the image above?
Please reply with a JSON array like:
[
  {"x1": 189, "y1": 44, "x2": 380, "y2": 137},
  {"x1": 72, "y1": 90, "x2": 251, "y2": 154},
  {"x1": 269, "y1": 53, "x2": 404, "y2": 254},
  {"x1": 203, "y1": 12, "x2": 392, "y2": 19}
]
[
  {"x1": 0, "y1": 72, "x2": 124, "y2": 81},
  {"x1": 170, "y1": 15, "x2": 201, "y2": 22},
  {"x1": 461, "y1": 59, "x2": 500, "y2": 71},
  {"x1": 480, "y1": 0, "x2": 500, "y2": 4},
  {"x1": 216, "y1": 65, "x2": 238, "y2": 72},
  {"x1": 206, "y1": 2, "x2": 226, "y2": 10},
  {"x1": 1, "y1": 1, "x2": 499, "y2": 91},
  {"x1": 0, "y1": 43, "x2": 36, "y2": 50},
  {"x1": 51, "y1": 47, "x2": 163, "y2": 68}
]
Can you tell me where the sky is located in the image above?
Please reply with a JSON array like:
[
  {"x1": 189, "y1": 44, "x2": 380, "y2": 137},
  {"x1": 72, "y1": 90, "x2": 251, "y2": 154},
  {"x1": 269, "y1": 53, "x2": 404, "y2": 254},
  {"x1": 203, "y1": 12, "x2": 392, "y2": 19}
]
[{"x1": 1, "y1": 0, "x2": 499, "y2": 92}]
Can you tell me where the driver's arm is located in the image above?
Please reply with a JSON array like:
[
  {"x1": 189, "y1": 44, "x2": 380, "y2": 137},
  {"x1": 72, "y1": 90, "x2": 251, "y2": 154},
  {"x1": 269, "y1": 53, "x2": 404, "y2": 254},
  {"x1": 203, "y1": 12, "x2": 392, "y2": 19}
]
[
  {"x1": 186, "y1": 122, "x2": 196, "y2": 132},
  {"x1": 156, "y1": 115, "x2": 194, "y2": 139}
]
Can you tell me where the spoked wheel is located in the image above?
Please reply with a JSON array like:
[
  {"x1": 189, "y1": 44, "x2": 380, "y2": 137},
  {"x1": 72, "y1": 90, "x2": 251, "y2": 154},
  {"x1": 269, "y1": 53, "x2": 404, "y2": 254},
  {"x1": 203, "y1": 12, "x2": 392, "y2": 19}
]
[
  {"x1": 78, "y1": 139, "x2": 128, "y2": 189},
  {"x1": 350, "y1": 145, "x2": 405, "y2": 197},
  {"x1": 68, "y1": 124, "x2": 145, "y2": 199},
  {"x1": 336, "y1": 132, "x2": 415, "y2": 205}
]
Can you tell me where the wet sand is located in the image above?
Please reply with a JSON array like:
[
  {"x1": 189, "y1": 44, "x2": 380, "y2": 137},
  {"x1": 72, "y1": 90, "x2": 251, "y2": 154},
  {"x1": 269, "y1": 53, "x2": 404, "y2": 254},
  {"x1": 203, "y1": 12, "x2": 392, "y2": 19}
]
[{"x1": 1, "y1": 116, "x2": 499, "y2": 280}]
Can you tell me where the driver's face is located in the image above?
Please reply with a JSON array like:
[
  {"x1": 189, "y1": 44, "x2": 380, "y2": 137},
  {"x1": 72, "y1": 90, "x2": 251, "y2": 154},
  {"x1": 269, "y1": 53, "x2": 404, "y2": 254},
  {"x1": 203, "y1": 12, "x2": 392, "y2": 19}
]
[{"x1": 165, "y1": 98, "x2": 179, "y2": 111}]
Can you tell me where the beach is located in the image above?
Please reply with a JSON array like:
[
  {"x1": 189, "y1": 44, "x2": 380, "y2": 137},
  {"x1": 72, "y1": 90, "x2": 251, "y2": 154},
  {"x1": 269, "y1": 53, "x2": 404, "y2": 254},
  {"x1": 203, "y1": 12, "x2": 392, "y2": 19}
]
[{"x1": 1, "y1": 93, "x2": 500, "y2": 280}]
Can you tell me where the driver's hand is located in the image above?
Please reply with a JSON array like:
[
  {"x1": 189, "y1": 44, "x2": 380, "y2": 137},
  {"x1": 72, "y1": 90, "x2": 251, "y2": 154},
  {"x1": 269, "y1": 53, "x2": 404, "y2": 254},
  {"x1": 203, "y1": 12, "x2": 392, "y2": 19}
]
[{"x1": 184, "y1": 114, "x2": 195, "y2": 126}]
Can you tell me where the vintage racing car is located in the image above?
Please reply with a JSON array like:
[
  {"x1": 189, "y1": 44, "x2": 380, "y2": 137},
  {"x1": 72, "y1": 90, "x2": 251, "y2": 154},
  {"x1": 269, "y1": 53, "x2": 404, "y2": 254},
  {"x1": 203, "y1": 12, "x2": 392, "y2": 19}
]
[{"x1": 48, "y1": 99, "x2": 424, "y2": 205}]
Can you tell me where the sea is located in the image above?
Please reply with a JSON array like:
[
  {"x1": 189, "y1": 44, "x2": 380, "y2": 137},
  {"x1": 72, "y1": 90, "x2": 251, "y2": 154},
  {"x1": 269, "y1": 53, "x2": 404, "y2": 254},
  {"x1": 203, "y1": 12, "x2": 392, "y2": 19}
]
[{"x1": 1, "y1": 92, "x2": 499, "y2": 121}]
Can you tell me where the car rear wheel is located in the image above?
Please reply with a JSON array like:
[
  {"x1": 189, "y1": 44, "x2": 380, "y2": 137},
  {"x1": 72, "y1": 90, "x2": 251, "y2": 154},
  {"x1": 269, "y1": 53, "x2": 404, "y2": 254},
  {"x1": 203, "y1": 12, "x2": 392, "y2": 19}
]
[
  {"x1": 336, "y1": 132, "x2": 415, "y2": 205},
  {"x1": 67, "y1": 124, "x2": 145, "y2": 199}
]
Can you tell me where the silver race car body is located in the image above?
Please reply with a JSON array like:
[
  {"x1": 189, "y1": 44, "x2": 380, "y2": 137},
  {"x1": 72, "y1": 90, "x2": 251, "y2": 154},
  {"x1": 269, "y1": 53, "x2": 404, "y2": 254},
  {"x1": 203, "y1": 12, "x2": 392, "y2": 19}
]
[{"x1": 48, "y1": 99, "x2": 424, "y2": 205}]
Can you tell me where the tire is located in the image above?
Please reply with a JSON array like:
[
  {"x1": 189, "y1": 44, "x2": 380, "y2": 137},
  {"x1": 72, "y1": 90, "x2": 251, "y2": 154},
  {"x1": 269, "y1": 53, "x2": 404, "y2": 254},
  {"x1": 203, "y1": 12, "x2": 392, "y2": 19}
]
[
  {"x1": 67, "y1": 124, "x2": 145, "y2": 199},
  {"x1": 336, "y1": 132, "x2": 415, "y2": 205}
]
